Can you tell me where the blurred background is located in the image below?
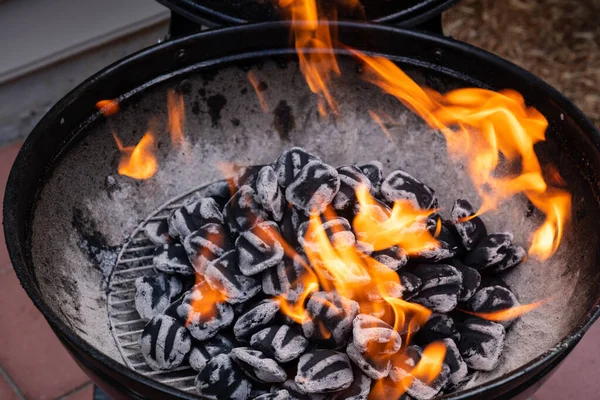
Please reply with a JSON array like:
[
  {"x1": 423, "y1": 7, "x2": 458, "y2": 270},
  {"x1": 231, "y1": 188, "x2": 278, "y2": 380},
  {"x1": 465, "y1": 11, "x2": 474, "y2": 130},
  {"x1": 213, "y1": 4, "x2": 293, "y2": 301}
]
[{"x1": 0, "y1": 0, "x2": 598, "y2": 399}]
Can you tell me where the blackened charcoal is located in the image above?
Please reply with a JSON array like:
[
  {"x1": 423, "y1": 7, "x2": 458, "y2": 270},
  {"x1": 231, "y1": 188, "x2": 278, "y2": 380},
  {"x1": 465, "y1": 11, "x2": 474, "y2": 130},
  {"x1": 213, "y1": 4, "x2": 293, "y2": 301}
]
[
  {"x1": 195, "y1": 354, "x2": 253, "y2": 400},
  {"x1": 279, "y1": 204, "x2": 308, "y2": 246},
  {"x1": 276, "y1": 380, "x2": 328, "y2": 400},
  {"x1": 415, "y1": 218, "x2": 459, "y2": 262},
  {"x1": 372, "y1": 246, "x2": 408, "y2": 271},
  {"x1": 231, "y1": 347, "x2": 287, "y2": 383},
  {"x1": 331, "y1": 366, "x2": 371, "y2": 400},
  {"x1": 451, "y1": 199, "x2": 487, "y2": 251},
  {"x1": 189, "y1": 334, "x2": 234, "y2": 372},
  {"x1": 398, "y1": 271, "x2": 422, "y2": 300},
  {"x1": 256, "y1": 166, "x2": 285, "y2": 222},
  {"x1": 153, "y1": 243, "x2": 195, "y2": 276},
  {"x1": 353, "y1": 314, "x2": 402, "y2": 356},
  {"x1": 233, "y1": 165, "x2": 264, "y2": 189},
  {"x1": 273, "y1": 147, "x2": 321, "y2": 188},
  {"x1": 237, "y1": 221, "x2": 285, "y2": 276},
  {"x1": 302, "y1": 292, "x2": 359, "y2": 347},
  {"x1": 262, "y1": 255, "x2": 314, "y2": 302},
  {"x1": 253, "y1": 390, "x2": 291, "y2": 400},
  {"x1": 295, "y1": 349, "x2": 354, "y2": 393},
  {"x1": 167, "y1": 283, "x2": 234, "y2": 340},
  {"x1": 224, "y1": 185, "x2": 270, "y2": 233},
  {"x1": 389, "y1": 346, "x2": 450, "y2": 400},
  {"x1": 184, "y1": 223, "x2": 232, "y2": 274},
  {"x1": 299, "y1": 217, "x2": 354, "y2": 251},
  {"x1": 441, "y1": 338, "x2": 468, "y2": 389},
  {"x1": 203, "y1": 180, "x2": 232, "y2": 209},
  {"x1": 450, "y1": 260, "x2": 481, "y2": 302},
  {"x1": 168, "y1": 197, "x2": 223, "y2": 238},
  {"x1": 467, "y1": 286, "x2": 520, "y2": 328},
  {"x1": 250, "y1": 325, "x2": 309, "y2": 363},
  {"x1": 332, "y1": 166, "x2": 372, "y2": 211},
  {"x1": 458, "y1": 318, "x2": 506, "y2": 371},
  {"x1": 463, "y1": 233, "x2": 526, "y2": 273},
  {"x1": 357, "y1": 160, "x2": 384, "y2": 193},
  {"x1": 134, "y1": 273, "x2": 183, "y2": 320},
  {"x1": 346, "y1": 342, "x2": 391, "y2": 380},
  {"x1": 411, "y1": 264, "x2": 462, "y2": 313},
  {"x1": 285, "y1": 161, "x2": 340, "y2": 216},
  {"x1": 139, "y1": 314, "x2": 191, "y2": 370},
  {"x1": 415, "y1": 313, "x2": 460, "y2": 346},
  {"x1": 380, "y1": 170, "x2": 437, "y2": 210},
  {"x1": 234, "y1": 299, "x2": 281, "y2": 338},
  {"x1": 205, "y1": 250, "x2": 262, "y2": 304},
  {"x1": 144, "y1": 219, "x2": 170, "y2": 245}
]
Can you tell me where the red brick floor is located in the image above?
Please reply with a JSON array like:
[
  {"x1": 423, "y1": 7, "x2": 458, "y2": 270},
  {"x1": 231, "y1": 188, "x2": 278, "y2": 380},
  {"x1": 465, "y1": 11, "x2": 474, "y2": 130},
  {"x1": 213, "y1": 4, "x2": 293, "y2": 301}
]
[{"x1": 0, "y1": 140, "x2": 598, "y2": 399}]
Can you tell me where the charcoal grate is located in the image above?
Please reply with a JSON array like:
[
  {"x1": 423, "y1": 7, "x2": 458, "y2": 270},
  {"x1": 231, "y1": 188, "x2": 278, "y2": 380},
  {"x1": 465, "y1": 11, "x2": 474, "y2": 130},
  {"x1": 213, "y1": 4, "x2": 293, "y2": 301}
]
[{"x1": 107, "y1": 183, "x2": 217, "y2": 393}]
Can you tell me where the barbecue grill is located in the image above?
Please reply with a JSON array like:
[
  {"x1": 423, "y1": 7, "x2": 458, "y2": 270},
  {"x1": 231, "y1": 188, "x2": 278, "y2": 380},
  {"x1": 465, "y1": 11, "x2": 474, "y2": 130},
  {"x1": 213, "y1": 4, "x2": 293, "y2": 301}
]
[{"x1": 4, "y1": 2, "x2": 600, "y2": 400}]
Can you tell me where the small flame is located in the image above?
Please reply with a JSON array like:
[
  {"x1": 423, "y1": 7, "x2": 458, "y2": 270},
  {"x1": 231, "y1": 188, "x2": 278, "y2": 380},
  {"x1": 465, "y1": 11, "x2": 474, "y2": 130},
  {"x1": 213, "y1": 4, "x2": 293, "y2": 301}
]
[
  {"x1": 96, "y1": 99, "x2": 119, "y2": 116},
  {"x1": 167, "y1": 90, "x2": 186, "y2": 147},
  {"x1": 186, "y1": 280, "x2": 228, "y2": 326},
  {"x1": 412, "y1": 342, "x2": 447, "y2": 384},
  {"x1": 368, "y1": 110, "x2": 394, "y2": 142},
  {"x1": 247, "y1": 71, "x2": 270, "y2": 112},
  {"x1": 113, "y1": 131, "x2": 158, "y2": 180},
  {"x1": 461, "y1": 299, "x2": 547, "y2": 322}
]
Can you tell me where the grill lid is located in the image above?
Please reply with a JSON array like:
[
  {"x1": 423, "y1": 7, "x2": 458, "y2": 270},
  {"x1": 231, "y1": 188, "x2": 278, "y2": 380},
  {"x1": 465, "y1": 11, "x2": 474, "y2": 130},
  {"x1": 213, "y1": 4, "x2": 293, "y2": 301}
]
[{"x1": 156, "y1": 0, "x2": 459, "y2": 27}]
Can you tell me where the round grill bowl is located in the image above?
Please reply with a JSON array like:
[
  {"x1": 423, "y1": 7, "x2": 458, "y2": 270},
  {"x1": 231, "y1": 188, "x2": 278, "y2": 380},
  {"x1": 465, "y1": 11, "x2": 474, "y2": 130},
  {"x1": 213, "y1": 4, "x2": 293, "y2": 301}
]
[{"x1": 4, "y1": 22, "x2": 600, "y2": 400}]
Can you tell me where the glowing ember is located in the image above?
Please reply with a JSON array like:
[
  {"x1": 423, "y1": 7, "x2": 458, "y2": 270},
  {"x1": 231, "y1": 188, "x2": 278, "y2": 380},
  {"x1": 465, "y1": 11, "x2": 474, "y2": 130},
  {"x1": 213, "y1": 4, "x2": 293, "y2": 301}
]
[
  {"x1": 112, "y1": 131, "x2": 157, "y2": 180},
  {"x1": 96, "y1": 99, "x2": 119, "y2": 116}
]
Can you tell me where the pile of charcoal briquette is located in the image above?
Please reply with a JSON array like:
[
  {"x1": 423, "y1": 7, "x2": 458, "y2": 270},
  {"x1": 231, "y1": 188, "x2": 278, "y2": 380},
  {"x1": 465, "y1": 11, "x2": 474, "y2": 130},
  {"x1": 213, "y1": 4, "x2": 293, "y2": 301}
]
[{"x1": 135, "y1": 147, "x2": 527, "y2": 400}]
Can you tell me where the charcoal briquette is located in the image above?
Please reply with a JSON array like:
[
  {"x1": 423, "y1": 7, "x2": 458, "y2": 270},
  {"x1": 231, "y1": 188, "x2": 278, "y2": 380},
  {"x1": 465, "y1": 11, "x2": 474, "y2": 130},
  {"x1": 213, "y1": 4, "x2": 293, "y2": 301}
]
[
  {"x1": 205, "y1": 250, "x2": 262, "y2": 304},
  {"x1": 331, "y1": 366, "x2": 372, "y2": 400},
  {"x1": 203, "y1": 180, "x2": 232, "y2": 209},
  {"x1": 275, "y1": 380, "x2": 328, "y2": 400},
  {"x1": 415, "y1": 313, "x2": 460, "y2": 346},
  {"x1": 357, "y1": 160, "x2": 384, "y2": 194},
  {"x1": 463, "y1": 233, "x2": 526, "y2": 273},
  {"x1": 410, "y1": 264, "x2": 462, "y2": 313},
  {"x1": 224, "y1": 185, "x2": 270, "y2": 233},
  {"x1": 346, "y1": 342, "x2": 391, "y2": 380},
  {"x1": 279, "y1": 203, "x2": 308, "y2": 246},
  {"x1": 302, "y1": 291, "x2": 359, "y2": 347},
  {"x1": 184, "y1": 223, "x2": 232, "y2": 274},
  {"x1": 285, "y1": 160, "x2": 340, "y2": 216},
  {"x1": 237, "y1": 221, "x2": 285, "y2": 276},
  {"x1": 153, "y1": 243, "x2": 195, "y2": 276},
  {"x1": 414, "y1": 218, "x2": 459, "y2": 262},
  {"x1": 139, "y1": 314, "x2": 192, "y2": 370},
  {"x1": 144, "y1": 219, "x2": 171, "y2": 245},
  {"x1": 441, "y1": 338, "x2": 468, "y2": 389},
  {"x1": 353, "y1": 314, "x2": 402, "y2": 356},
  {"x1": 195, "y1": 353, "x2": 253, "y2": 400},
  {"x1": 189, "y1": 334, "x2": 235, "y2": 372},
  {"x1": 255, "y1": 166, "x2": 286, "y2": 222},
  {"x1": 458, "y1": 318, "x2": 506, "y2": 371},
  {"x1": 231, "y1": 347, "x2": 288, "y2": 383},
  {"x1": 371, "y1": 246, "x2": 408, "y2": 271},
  {"x1": 398, "y1": 271, "x2": 423, "y2": 300},
  {"x1": 380, "y1": 170, "x2": 437, "y2": 210},
  {"x1": 253, "y1": 389, "x2": 291, "y2": 400},
  {"x1": 262, "y1": 255, "x2": 315, "y2": 302},
  {"x1": 134, "y1": 273, "x2": 183, "y2": 320},
  {"x1": 295, "y1": 349, "x2": 354, "y2": 393},
  {"x1": 332, "y1": 166, "x2": 372, "y2": 211},
  {"x1": 273, "y1": 147, "x2": 321, "y2": 188},
  {"x1": 168, "y1": 196, "x2": 223, "y2": 239},
  {"x1": 250, "y1": 325, "x2": 309, "y2": 363},
  {"x1": 233, "y1": 165, "x2": 264, "y2": 189},
  {"x1": 166, "y1": 282, "x2": 234, "y2": 340},
  {"x1": 466, "y1": 286, "x2": 520, "y2": 328},
  {"x1": 299, "y1": 217, "x2": 355, "y2": 251},
  {"x1": 449, "y1": 260, "x2": 481, "y2": 302},
  {"x1": 451, "y1": 199, "x2": 487, "y2": 251},
  {"x1": 234, "y1": 299, "x2": 281, "y2": 339}
]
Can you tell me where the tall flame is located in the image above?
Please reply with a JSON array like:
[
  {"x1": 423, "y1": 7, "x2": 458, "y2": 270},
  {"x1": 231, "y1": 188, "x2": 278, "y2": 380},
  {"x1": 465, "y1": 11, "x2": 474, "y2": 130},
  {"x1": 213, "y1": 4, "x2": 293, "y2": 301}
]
[{"x1": 113, "y1": 131, "x2": 158, "y2": 180}]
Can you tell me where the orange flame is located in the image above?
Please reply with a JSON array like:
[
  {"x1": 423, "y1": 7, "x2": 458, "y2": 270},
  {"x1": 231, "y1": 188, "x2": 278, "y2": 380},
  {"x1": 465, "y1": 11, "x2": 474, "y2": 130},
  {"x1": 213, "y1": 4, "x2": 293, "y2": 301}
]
[
  {"x1": 186, "y1": 280, "x2": 228, "y2": 326},
  {"x1": 461, "y1": 299, "x2": 547, "y2": 322},
  {"x1": 167, "y1": 90, "x2": 186, "y2": 147},
  {"x1": 412, "y1": 342, "x2": 447, "y2": 384},
  {"x1": 96, "y1": 99, "x2": 119, "y2": 116},
  {"x1": 247, "y1": 71, "x2": 270, "y2": 112},
  {"x1": 368, "y1": 110, "x2": 394, "y2": 142},
  {"x1": 113, "y1": 131, "x2": 158, "y2": 180}
]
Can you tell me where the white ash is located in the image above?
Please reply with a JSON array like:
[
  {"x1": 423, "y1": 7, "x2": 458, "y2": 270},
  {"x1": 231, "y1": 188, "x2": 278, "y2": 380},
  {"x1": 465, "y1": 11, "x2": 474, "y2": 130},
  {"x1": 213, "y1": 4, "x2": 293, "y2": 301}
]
[{"x1": 231, "y1": 347, "x2": 288, "y2": 383}]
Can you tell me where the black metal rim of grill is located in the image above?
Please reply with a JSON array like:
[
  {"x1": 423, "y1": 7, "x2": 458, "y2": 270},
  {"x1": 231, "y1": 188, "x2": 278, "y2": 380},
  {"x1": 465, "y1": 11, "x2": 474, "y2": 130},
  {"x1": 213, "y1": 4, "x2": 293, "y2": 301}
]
[{"x1": 4, "y1": 21, "x2": 600, "y2": 400}]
